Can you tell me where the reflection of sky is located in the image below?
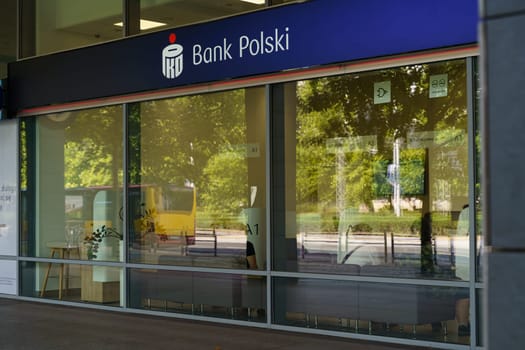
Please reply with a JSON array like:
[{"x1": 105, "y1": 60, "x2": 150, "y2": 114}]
[{"x1": 65, "y1": 195, "x2": 83, "y2": 213}]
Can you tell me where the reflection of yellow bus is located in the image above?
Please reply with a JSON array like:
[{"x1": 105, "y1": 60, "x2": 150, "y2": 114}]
[
  {"x1": 64, "y1": 184, "x2": 197, "y2": 245},
  {"x1": 141, "y1": 184, "x2": 197, "y2": 244}
]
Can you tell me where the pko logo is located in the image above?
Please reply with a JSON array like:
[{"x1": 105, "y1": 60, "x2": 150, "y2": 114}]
[{"x1": 162, "y1": 33, "x2": 183, "y2": 79}]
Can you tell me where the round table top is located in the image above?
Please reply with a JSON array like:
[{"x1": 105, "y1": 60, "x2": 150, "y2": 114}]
[{"x1": 46, "y1": 241, "x2": 80, "y2": 249}]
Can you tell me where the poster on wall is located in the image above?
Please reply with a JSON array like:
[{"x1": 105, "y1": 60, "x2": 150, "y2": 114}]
[
  {"x1": 0, "y1": 260, "x2": 16, "y2": 295},
  {"x1": 0, "y1": 120, "x2": 18, "y2": 256}
]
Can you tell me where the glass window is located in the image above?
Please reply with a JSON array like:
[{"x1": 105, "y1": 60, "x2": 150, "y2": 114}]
[
  {"x1": 0, "y1": 121, "x2": 18, "y2": 257},
  {"x1": 274, "y1": 59, "x2": 470, "y2": 281},
  {"x1": 20, "y1": 261, "x2": 123, "y2": 305},
  {"x1": 0, "y1": 0, "x2": 17, "y2": 78},
  {"x1": 128, "y1": 87, "x2": 266, "y2": 270},
  {"x1": 129, "y1": 268, "x2": 266, "y2": 322},
  {"x1": 35, "y1": 0, "x2": 123, "y2": 55},
  {"x1": 21, "y1": 106, "x2": 124, "y2": 262},
  {"x1": 273, "y1": 277, "x2": 469, "y2": 344},
  {"x1": 139, "y1": 0, "x2": 266, "y2": 34}
]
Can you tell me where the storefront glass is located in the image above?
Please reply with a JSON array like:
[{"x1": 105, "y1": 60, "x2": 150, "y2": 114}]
[
  {"x1": 35, "y1": 0, "x2": 123, "y2": 55},
  {"x1": 21, "y1": 105, "x2": 124, "y2": 262},
  {"x1": 128, "y1": 87, "x2": 267, "y2": 270},
  {"x1": 129, "y1": 268, "x2": 266, "y2": 322},
  {"x1": 139, "y1": 0, "x2": 265, "y2": 33},
  {"x1": 20, "y1": 106, "x2": 124, "y2": 304},
  {"x1": 0, "y1": 0, "x2": 17, "y2": 78},
  {"x1": 273, "y1": 276, "x2": 469, "y2": 344},
  {"x1": 273, "y1": 59, "x2": 471, "y2": 283},
  {"x1": 20, "y1": 261, "x2": 123, "y2": 305}
]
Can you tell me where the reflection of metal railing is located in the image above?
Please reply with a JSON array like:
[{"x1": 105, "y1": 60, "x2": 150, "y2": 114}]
[
  {"x1": 195, "y1": 228, "x2": 218, "y2": 256},
  {"x1": 301, "y1": 230, "x2": 443, "y2": 267}
]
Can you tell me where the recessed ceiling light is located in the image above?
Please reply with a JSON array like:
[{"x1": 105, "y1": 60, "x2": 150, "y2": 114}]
[
  {"x1": 240, "y1": 0, "x2": 265, "y2": 4},
  {"x1": 114, "y1": 19, "x2": 167, "y2": 30}
]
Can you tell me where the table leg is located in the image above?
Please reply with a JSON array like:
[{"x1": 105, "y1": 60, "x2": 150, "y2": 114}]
[
  {"x1": 40, "y1": 249, "x2": 57, "y2": 297},
  {"x1": 59, "y1": 249, "x2": 65, "y2": 300}
]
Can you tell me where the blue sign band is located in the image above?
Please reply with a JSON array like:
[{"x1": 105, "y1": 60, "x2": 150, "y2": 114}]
[{"x1": 8, "y1": 0, "x2": 478, "y2": 115}]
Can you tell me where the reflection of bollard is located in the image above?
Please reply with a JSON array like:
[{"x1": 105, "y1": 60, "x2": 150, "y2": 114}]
[
  {"x1": 383, "y1": 231, "x2": 388, "y2": 263},
  {"x1": 433, "y1": 236, "x2": 438, "y2": 265},
  {"x1": 213, "y1": 227, "x2": 217, "y2": 257},
  {"x1": 450, "y1": 236, "x2": 456, "y2": 275},
  {"x1": 391, "y1": 232, "x2": 395, "y2": 263},
  {"x1": 301, "y1": 232, "x2": 305, "y2": 259}
]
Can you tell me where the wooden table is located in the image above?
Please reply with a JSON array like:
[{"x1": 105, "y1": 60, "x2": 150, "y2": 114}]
[{"x1": 40, "y1": 242, "x2": 80, "y2": 300}]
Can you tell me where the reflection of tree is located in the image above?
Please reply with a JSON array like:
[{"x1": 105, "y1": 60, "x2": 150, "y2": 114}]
[
  {"x1": 62, "y1": 90, "x2": 249, "y2": 223},
  {"x1": 64, "y1": 106, "x2": 123, "y2": 188},
  {"x1": 134, "y1": 90, "x2": 245, "y2": 186},
  {"x1": 296, "y1": 60, "x2": 468, "y2": 214},
  {"x1": 202, "y1": 151, "x2": 247, "y2": 224},
  {"x1": 129, "y1": 90, "x2": 247, "y2": 222}
]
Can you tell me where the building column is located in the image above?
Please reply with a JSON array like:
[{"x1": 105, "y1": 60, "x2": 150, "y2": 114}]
[{"x1": 481, "y1": 2, "x2": 525, "y2": 349}]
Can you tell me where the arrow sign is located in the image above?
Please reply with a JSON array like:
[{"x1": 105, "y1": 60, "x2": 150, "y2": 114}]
[{"x1": 374, "y1": 81, "x2": 391, "y2": 104}]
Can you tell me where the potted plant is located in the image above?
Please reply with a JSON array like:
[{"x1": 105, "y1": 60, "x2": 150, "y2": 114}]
[
  {"x1": 136, "y1": 204, "x2": 166, "y2": 251},
  {"x1": 84, "y1": 225, "x2": 123, "y2": 260}
]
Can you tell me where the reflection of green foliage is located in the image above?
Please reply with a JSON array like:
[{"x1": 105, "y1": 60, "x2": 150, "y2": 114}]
[
  {"x1": 297, "y1": 211, "x2": 453, "y2": 235},
  {"x1": 296, "y1": 60, "x2": 469, "y2": 215},
  {"x1": 63, "y1": 106, "x2": 124, "y2": 188},
  {"x1": 201, "y1": 151, "x2": 247, "y2": 225},
  {"x1": 400, "y1": 149, "x2": 426, "y2": 195},
  {"x1": 20, "y1": 121, "x2": 28, "y2": 189},
  {"x1": 132, "y1": 90, "x2": 246, "y2": 187}
]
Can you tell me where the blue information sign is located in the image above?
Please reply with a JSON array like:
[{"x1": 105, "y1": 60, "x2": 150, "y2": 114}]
[{"x1": 7, "y1": 0, "x2": 478, "y2": 115}]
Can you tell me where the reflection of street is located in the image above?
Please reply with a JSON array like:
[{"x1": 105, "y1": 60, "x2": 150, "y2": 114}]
[
  {"x1": 137, "y1": 229, "x2": 247, "y2": 257},
  {"x1": 299, "y1": 233, "x2": 469, "y2": 279},
  {"x1": 189, "y1": 229, "x2": 246, "y2": 256},
  {"x1": 135, "y1": 229, "x2": 471, "y2": 280}
]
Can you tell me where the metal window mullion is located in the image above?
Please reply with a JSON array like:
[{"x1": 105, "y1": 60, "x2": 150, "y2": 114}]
[
  {"x1": 21, "y1": 256, "x2": 125, "y2": 268},
  {"x1": 270, "y1": 270, "x2": 470, "y2": 288},
  {"x1": 265, "y1": 84, "x2": 272, "y2": 327},
  {"x1": 16, "y1": 119, "x2": 20, "y2": 296},
  {"x1": 466, "y1": 56, "x2": 477, "y2": 349},
  {"x1": 18, "y1": 0, "x2": 36, "y2": 59},
  {"x1": 123, "y1": 0, "x2": 140, "y2": 37},
  {"x1": 122, "y1": 103, "x2": 130, "y2": 308},
  {"x1": 271, "y1": 324, "x2": 470, "y2": 350}
]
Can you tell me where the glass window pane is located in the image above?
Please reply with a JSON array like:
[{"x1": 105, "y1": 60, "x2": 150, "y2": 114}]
[
  {"x1": 273, "y1": 277, "x2": 469, "y2": 344},
  {"x1": 129, "y1": 268, "x2": 266, "y2": 322},
  {"x1": 35, "y1": 0, "x2": 123, "y2": 55},
  {"x1": 140, "y1": 0, "x2": 265, "y2": 34},
  {"x1": 274, "y1": 59, "x2": 471, "y2": 281},
  {"x1": 0, "y1": 0, "x2": 17, "y2": 78},
  {"x1": 128, "y1": 87, "x2": 266, "y2": 270},
  {"x1": 21, "y1": 106, "x2": 124, "y2": 262},
  {"x1": 20, "y1": 261, "x2": 123, "y2": 305}
]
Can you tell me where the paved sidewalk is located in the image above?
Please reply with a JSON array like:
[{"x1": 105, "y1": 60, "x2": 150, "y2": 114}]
[{"x1": 0, "y1": 299, "x2": 432, "y2": 350}]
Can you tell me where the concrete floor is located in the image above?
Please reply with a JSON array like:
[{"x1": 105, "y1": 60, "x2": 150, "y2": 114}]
[{"x1": 0, "y1": 298, "x2": 434, "y2": 350}]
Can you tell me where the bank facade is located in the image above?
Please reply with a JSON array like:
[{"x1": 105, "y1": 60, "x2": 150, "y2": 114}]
[{"x1": 0, "y1": 1, "x2": 482, "y2": 349}]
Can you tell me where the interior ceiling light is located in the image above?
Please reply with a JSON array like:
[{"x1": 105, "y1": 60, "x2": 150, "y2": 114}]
[
  {"x1": 114, "y1": 19, "x2": 167, "y2": 30},
  {"x1": 241, "y1": 0, "x2": 265, "y2": 4}
]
